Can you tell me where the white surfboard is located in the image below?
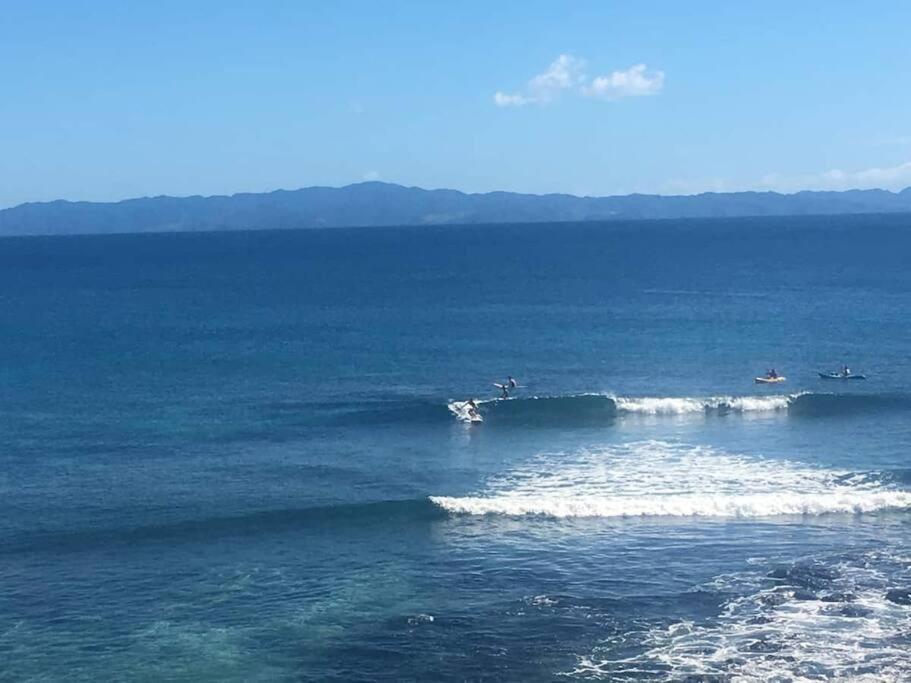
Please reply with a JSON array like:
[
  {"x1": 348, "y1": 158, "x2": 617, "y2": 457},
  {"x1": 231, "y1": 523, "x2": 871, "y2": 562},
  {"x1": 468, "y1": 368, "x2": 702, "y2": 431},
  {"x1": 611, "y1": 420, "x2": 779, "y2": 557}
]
[{"x1": 449, "y1": 401, "x2": 483, "y2": 423}]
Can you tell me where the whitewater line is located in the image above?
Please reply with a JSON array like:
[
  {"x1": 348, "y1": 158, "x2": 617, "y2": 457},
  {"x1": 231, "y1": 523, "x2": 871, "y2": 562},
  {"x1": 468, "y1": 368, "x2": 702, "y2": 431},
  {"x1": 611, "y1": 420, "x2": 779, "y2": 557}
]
[{"x1": 430, "y1": 490, "x2": 911, "y2": 519}]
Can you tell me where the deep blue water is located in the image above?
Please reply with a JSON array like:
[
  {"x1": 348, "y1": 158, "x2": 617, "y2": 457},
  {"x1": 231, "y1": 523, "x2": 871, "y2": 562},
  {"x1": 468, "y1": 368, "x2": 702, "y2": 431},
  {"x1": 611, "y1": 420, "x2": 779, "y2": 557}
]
[{"x1": 1, "y1": 214, "x2": 910, "y2": 681}]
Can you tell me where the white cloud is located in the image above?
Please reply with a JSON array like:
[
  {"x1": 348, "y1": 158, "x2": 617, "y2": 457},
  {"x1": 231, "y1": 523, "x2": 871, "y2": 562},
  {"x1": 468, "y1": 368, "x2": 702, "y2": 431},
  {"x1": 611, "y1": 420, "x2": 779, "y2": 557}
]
[
  {"x1": 494, "y1": 54, "x2": 662, "y2": 107},
  {"x1": 493, "y1": 91, "x2": 534, "y2": 107},
  {"x1": 760, "y1": 161, "x2": 911, "y2": 192},
  {"x1": 363, "y1": 170, "x2": 380, "y2": 181},
  {"x1": 494, "y1": 53, "x2": 586, "y2": 107},
  {"x1": 582, "y1": 64, "x2": 665, "y2": 100},
  {"x1": 527, "y1": 54, "x2": 587, "y2": 102},
  {"x1": 853, "y1": 161, "x2": 911, "y2": 185}
]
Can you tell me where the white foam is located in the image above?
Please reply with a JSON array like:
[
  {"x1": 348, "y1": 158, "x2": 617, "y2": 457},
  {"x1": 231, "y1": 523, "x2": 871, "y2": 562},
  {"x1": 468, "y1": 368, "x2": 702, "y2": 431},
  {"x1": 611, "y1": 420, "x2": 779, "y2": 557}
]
[
  {"x1": 725, "y1": 394, "x2": 793, "y2": 412},
  {"x1": 567, "y1": 550, "x2": 911, "y2": 680},
  {"x1": 613, "y1": 397, "x2": 708, "y2": 414},
  {"x1": 430, "y1": 440, "x2": 911, "y2": 519},
  {"x1": 446, "y1": 392, "x2": 805, "y2": 424},
  {"x1": 447, "y1": 401, "x2": 482, "y2": 423},
  {"x1": 432, "y1": 490, "x2": 911, "y2": 518},
  {"x1": 614, "y1": 395, "x2": 792, "y2": 415}
]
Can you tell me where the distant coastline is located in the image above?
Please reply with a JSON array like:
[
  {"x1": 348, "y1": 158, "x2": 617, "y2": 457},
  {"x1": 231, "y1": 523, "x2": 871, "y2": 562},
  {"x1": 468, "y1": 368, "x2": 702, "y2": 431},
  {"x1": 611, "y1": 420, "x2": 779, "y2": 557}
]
[{"x1": 2, "y1": 181, "x2": 910, "y2": 237}]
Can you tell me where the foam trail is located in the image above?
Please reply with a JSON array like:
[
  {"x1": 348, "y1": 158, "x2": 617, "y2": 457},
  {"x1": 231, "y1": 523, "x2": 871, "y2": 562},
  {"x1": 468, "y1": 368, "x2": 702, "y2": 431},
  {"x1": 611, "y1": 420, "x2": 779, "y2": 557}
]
[
  {"x1": 431, "y1": 440, "x2": 911, "y2": 519},
  {"x1": 568, "y1": 549, "x2": 911, "y2": 680}
]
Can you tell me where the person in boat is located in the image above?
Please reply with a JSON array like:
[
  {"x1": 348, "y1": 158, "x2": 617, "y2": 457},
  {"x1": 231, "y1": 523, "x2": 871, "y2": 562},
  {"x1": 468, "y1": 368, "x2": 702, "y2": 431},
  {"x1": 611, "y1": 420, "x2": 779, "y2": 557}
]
[
  {"x1": 467, "y1": 399, "x2": 479, "y2": 418},
  {"x1": 767, "y1": 368, "x2": 778, "y2": 379},
  {"x1": 842, "y1": 365, "x2": 851, "y2": 377}
]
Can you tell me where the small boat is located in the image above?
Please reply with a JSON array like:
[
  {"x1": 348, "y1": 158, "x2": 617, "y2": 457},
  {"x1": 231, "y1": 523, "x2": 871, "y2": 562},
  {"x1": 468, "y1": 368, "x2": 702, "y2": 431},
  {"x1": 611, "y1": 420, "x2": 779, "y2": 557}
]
[
  {"x1": 818, "y1": 372, "x2": 866, "y2": 380},
  {"x1": 755, "y1": 376, "x2": 786, "y2": 384}
]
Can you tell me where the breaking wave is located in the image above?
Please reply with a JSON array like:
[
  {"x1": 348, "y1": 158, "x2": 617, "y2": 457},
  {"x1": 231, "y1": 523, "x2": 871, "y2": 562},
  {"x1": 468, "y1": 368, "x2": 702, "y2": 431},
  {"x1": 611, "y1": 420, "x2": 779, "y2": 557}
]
[
  {"x1": 430, "y1": 440, "x2": 911, "y2": 520},
  {"x1": 443, "y1": 392, "x2": 911, "y2": 425},
  {"x1": 613, "y1": 394, "x2": 791, "y2": 415},
  {"x1": 315, "y1": 392, "x2": 911, "y2": 428}
]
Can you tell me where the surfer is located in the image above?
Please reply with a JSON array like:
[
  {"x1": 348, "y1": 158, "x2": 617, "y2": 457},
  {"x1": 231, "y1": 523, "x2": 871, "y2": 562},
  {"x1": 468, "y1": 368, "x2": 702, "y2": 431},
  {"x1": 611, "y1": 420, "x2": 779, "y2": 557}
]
[
  {"x1": 842, "y1": 365, "x2": 851, "y2": 377},
  {"x1": 499, "y1": 384, "x2": 509, "y2": 399},
  {"x1": 467, "y1": 399, "x2": 480, "y2": 419},
  {"x1": 507, "y1": 376, "x2": 517, "y2": 390}
]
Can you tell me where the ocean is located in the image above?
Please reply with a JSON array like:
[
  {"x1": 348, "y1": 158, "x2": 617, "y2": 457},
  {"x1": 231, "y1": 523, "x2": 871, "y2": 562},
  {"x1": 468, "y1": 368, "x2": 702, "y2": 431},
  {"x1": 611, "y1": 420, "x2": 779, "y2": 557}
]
[{"x1": 1, "y1": 213, "x2": 910, "y2": 681}]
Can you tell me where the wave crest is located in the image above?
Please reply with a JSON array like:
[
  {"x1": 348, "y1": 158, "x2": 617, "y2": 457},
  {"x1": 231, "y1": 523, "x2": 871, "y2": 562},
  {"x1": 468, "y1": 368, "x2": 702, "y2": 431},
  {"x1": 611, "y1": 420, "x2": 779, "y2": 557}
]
[
  {"x1": 613, "y1": 395, "x2": 791, "y2": 415},
  {"x1": 444, "y1": 391, "x2": 911, "y2": 425}
]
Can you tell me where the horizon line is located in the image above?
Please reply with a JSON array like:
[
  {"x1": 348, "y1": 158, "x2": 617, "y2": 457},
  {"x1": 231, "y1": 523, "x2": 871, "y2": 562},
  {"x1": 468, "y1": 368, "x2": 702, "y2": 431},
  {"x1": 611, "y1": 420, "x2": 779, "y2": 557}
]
[{"x1": 4, "y1": 180, "x2": 911, "y2": 212}]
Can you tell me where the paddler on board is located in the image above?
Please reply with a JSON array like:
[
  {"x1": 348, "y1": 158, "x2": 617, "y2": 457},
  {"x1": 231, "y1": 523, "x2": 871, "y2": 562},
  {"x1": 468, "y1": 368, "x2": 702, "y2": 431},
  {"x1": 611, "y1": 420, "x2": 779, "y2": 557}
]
[{"x1": 494, "y1": 376, "x2": 518, "y2": 399}]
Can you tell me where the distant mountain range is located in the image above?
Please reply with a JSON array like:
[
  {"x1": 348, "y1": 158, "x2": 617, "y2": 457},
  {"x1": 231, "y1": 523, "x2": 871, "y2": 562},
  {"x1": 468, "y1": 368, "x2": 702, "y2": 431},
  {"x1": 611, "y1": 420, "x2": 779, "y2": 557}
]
[{"x1": 2, "y1": 182, "x2": 911, "y2": 236}]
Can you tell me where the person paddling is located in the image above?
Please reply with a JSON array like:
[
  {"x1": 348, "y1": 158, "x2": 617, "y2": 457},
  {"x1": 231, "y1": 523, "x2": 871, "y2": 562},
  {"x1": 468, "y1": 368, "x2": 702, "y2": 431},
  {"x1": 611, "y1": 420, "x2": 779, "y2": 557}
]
[{"x1": 493, "y1": 376, "x2": 518, "y2": 399}]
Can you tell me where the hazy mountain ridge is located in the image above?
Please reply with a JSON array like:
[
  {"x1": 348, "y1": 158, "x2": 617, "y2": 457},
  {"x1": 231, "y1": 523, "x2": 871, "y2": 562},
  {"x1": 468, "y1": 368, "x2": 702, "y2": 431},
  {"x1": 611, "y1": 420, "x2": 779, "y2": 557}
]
[{"x1": 2, "y1": 182, "x2": 911, "y2": 236}]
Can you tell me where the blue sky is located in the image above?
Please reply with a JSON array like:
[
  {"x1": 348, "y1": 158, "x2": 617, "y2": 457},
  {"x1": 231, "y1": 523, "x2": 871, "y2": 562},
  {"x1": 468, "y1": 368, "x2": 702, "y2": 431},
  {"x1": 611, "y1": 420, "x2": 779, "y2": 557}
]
[{"x1": 2, "y1": 1, "x2": 910, "y2": 207}]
